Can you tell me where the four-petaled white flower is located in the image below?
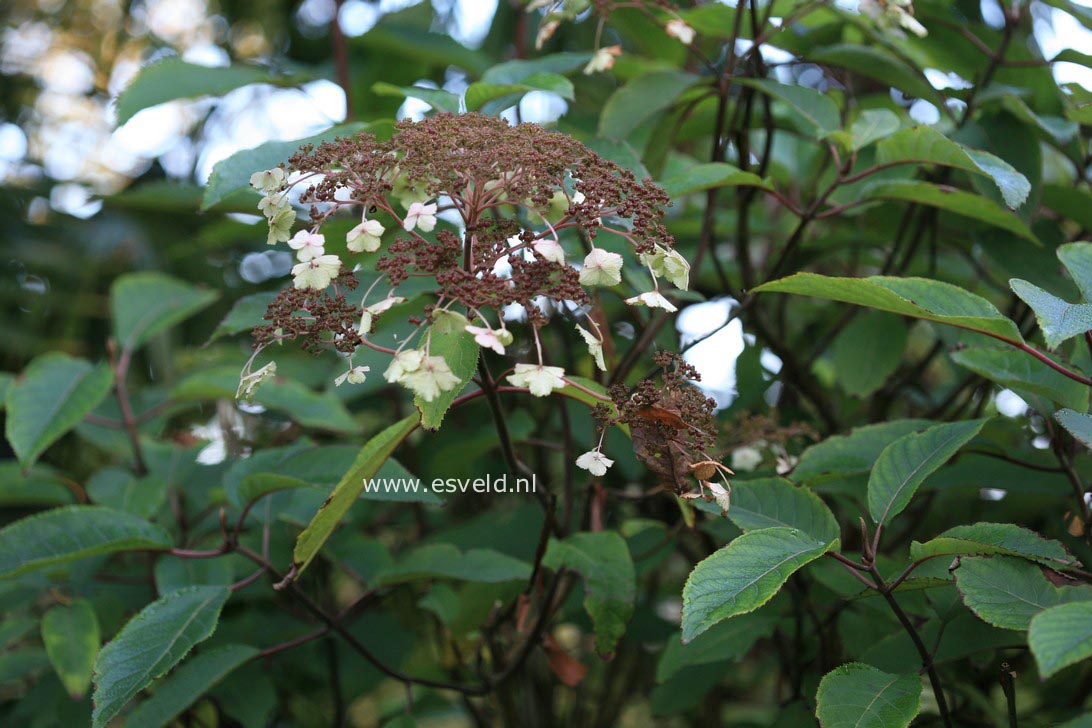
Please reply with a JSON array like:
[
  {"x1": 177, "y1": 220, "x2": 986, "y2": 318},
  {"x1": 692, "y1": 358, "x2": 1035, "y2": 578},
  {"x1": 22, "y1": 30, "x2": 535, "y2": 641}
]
[
  {"x1": 288, "y1": 230, "x2": 326, "y2": 261},
  {"x1": 404, "y1": 201, "x2": 438, "y2": 233},
  {"x1": 250, "y1": 168, "x2": 285, "y2": 192},
  {"x1": 626, "y1": 290, "x2": 677, "y2": 312},
  {"x1": 535, "y1": 20, "x2": 560, "y2": 50},
  {"x1": 731, "y1": 446, "x2": 764, "y2": 473},
  {"x1": 579, "y1": 248, "x2": 624, "y2": 287},
  {"x1": 384, "y1": 349, "x2": 424, "y2": 383},
  {"x1": 291, "y1": 254, "x2": 342, "y2": 290},
  {"x1": 263, "y1": 202, "x2": 295, "y2": 245},
  {"x1": 665, "y1": 19, "x2": 696, "y2": 45},
  {"x1": 402, "y1": 355, "x2": 461, "y2": 402},
  {"x1": 532, "y1": 237, "x2": 566, "y2": 264},
  {"x1": 583, "y1": 45, "x2": 622, "y2": 74},
  {"x1": 236, "y1": 361, "x2": 277, "y2": 400},
  {"x1": 347, "y1": 218, "x2": 385, "y2": 253},
  {"x1": 466, "y1": 325, "x2": 508, "y2": 355},
  {"x1": 507, "y1": 363, "x2": 566, "y2": 397},
  {"x1": 576, "y1": 324, "x2": 606, "y2": 371},
  {"x1": 576, "y1": 449, "x2": 614, "y2": 476},
  {"x1": 359, "y1": 296, "x2": 406, "y2": 334},
  {"x1": 641, "y1": 246, "x2": 690, "y2": 290},
  {"x1": 704, "y1": 481, "x2": 731, "y2": 514},
  {"x1": 335, "y1": 365, "x2": 370, "y2": 386}
]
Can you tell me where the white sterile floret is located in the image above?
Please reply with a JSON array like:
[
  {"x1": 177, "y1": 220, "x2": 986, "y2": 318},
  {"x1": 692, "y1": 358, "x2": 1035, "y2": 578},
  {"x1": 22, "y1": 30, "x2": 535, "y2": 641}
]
[
  {"x1": 335, "y1": 365, "x2": 370, "y2": 386},
  {"x1": 250, "y1": 168, "x2": 285, "y2": 192},
  {"x1": 265, "y1": 204, "x2": 295, "y2": 245},
  {"x1": 237, "y1": 361, "x2": 277, "y2": 400},
  {"x1": 626, "y1": 290, "x2": 677, "y2": 312},
  {"x1": 576, "y1": 324, "x2": 606, "y2": 371},
  {"x1": 583, "y1": 45, "x2": 621, "y2": 74},
  {"x1": 291, "y1": 254, "x2": 341, "y2": 290},
  {"x1": 404, "y1": 201, "x2": 438, "y2": 233},
  {"x1": 705, "y1": 481, "x2": 731, "y2": 514},
  {"x1": 402, "y1": 355, "x2": 461, "y2": 402},
  {"x1": 579, "y1": 248, "x2": 623, "y2": 287},
  {"x1": 359, "y1": 296, "x2": 406, "y2": 333},
  {"x1": 347, "y1": 218, "x2": 385, "y2": 253},
  {"x1": 576, "y1": 449, "x2": 614, "y2": 476},
  {"x1": 384, "y1": 349, "x2": 424, "y2": 383},
  {"x1": 665, "y1": 19, "x2": 696, "y2": 45},
  {"x1": 731, "y1": 446, "x2": 764, "y2": 472},
  {"x1": 287, "y1": 230, "x2": 326, "y2": 262},
  {"x1": 466, "y1": 325, "x2": 507, "y2": 355},
  {"x1": 532, "y1": 237, "x2": 566, "y2": 264},
  {"x1": 507, "y1": 363, "x2": 566, "y2": 397}
]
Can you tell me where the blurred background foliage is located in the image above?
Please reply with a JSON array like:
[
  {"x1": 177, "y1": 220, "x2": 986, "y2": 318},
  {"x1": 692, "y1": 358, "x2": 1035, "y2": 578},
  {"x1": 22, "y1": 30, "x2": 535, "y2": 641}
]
[{"x1": 2, "y1": 0, "x2": 1092, "y2": 726}]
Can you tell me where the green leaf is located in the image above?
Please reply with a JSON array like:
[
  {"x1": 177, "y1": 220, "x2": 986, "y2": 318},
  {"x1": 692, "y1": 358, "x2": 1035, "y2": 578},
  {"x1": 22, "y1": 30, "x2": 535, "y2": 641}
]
[
  {"x1": 831, "y1": 312, "x2": 907, "y2": 397},
  {"x1": 808, "y1": 43, "x2": 943, "y2": 108},
  {"x1": 154, "y1": 558, "x2": 234, "y2": 594},
  {"x1": 115, "y1": 57, "x2": 302, "y2": 125},
  {"x1": 955, "y1": 556, "x2": 1092, "y2": 631},
  {"x1": 726, "y1": 477, "x2": 840, "y2": 544},
  {"x1": 0, "y1": 648, "x2": 49, "y2": 687},
  {"x1": 356, "y1": 17, "x2": 489, "y2": 75},
  {"x1": 207, "y1": 292, "x2": 277, "y2": 344},
  {"x1": 41, "y1": 600, "x2": 100, "y2": 699},
  {"x1": 656, "y1": 614, "x2": 775, "y2": 682},
  {"x1": 236, "y1": 473, "x2": 315, "y2": 508},
  {"x1": 1010, "y1": 279, "x2": 1092, "y2": 349},
  {"x1": 292, "y1": 415, "x2": 418, "y2": 576},
  {"x1": 87, "y1": 468, "x2": 168, "y2": 519},
  {"x1": 5, "y1": 353, "x2": 113, "y2": 468},
  {"x1": 172, "y1": 367, "x2": 359, "y2": 433},
  {"x1": 754, "y1": 273, "x2": 1024, "y2": 341},
  {"x1": 111, "y1": 272, "x2": 218, "y2": 351},
  {"x1": 1029, "y1": 601, "x2": 1092, "y2": 678},
  {"x1": 875, "y1": 126, "x2": 1031, "y2": 209},
  {"x1": 92, "y1": 586, "x2": 231, "y2": 728},
  {"x1": 815, "y1": 663, "x2": 922, "y2": 728},
  {"x1": 1056, "y1": 712, "x2": 1092, "y2": 728},
  {"x1": 911, "y1": 522, "x2": 1076, "y2": 567},
  {"x1": 0, "y1": 505, "x2": 172, "y2": 579},
  {"x1": 792, "y1": 420, "x2": 932, "y2": 483},
  {"x1": 0, "y1": 462, "x2": 75, "y2": 507},
  {"x1": 480, "y1": 52, "x2": 590, "y2": 84},
  {"x1": 1056, "y1": 408, "x2": 1092, "y2": 448},
  {"x1": 544, "y1": 531, "x2": 636, "y2": 656},
  {"x1": 680, "y1": 528, "x2": 836, "y2": 642},
  {"x1": 736, "y1": 78, "x2": 840, "y2": 138},
  {"x1": 415, "y1": 323, "x2": 479, "y2": 431},
  {"x1": 1057, "y1": 242, "x2": 1092, "y2": 301},
  {"x1": 862, "y1": 180, "x2": 1037, "y2": 242},
  {"x1": 464, "y1": 72, "x2": 574, "y2": 112},
  {"x1": 372, "y1": 82, "x2": 461, "y2": 113},
  {"x1": 375, "y1": 544, "x2": 531, "y2": 585},
  {"x1": 950, "y1": 347, "x2": 1088, "y2": 412},
  {"x1": 849, "y1": 109, "x2": 901, "y2": 150},
  {"x1": 124, "y1": 644, "x2": 258, "y2": 728},
  {"x1": 598, "y1": 71, "x2": 697, "y2": 141},
  {"x1": 201, "y1": 122, "x2": 369, "y2": 209},
  {"x1": 868, "y1": 419, "x2": 986, "y2": 525},
  {"x1": 0, "y1": 616, "x2": 37, "y2": 650},
  {"x1": 659, "y1": 162, "x2": 771, "y2": 198}
]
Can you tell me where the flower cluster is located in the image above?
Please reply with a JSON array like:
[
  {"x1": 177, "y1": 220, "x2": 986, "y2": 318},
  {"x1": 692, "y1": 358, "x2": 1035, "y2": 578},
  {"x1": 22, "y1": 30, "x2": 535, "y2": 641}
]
[
  {"x1": 527, "y1": 0, "x2": 697, "y2": 65},
  {"x1": 242, "y1": 112, "x2": 695, "y2": 473},
  {"x1": 585, "y1": 352, "x2": 730, "y2": 508},
  {"x1": 858, "y1": 0, "x2": 927, "y2": 37}
]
